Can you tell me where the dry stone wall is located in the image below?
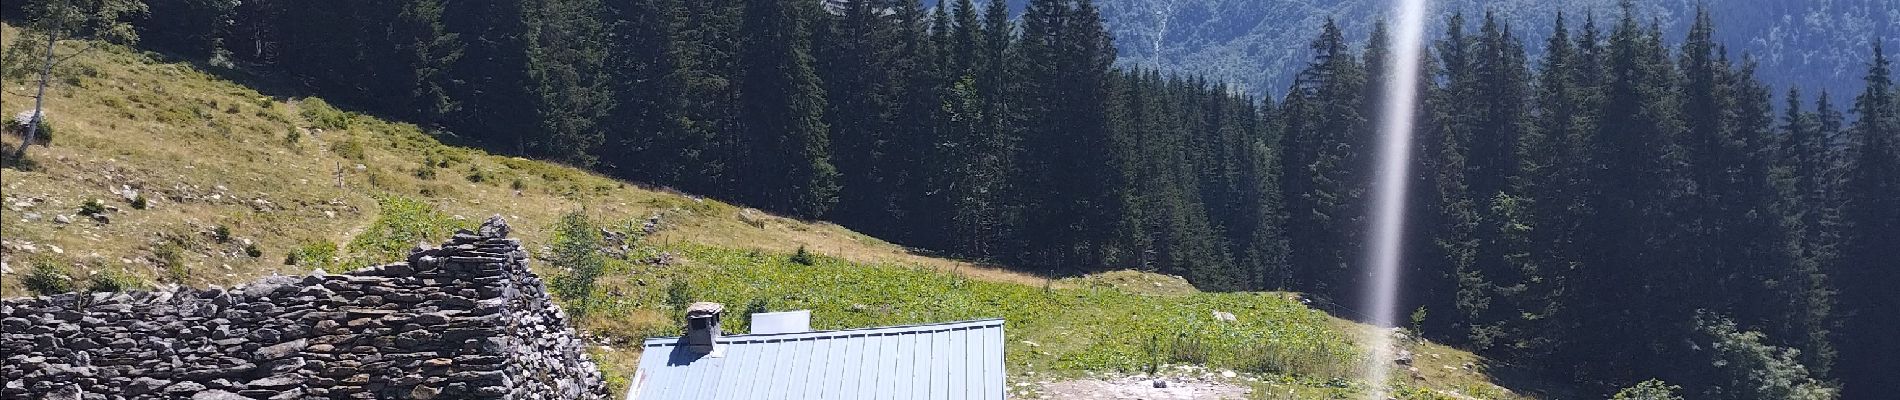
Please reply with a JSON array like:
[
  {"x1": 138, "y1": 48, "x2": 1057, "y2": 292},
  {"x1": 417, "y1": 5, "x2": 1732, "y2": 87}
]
[{"x1": 0, "y1": 217, "x2": 610, "y2": 400}]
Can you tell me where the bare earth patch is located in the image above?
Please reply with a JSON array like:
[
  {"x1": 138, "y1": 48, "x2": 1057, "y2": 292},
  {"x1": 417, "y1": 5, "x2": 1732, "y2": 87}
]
[{"x1": 1039, "y1": 375, "x2": 1251, "y2": 400}]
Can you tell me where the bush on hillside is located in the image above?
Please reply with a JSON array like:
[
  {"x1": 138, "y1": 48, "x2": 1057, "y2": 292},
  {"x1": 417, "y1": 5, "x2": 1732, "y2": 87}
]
[
  {"x1": 299, "y1": 98, "x2": 352, "y2": 130},
  {"x1": 1613, "y1": 380, "x2": 1684, "y2": 400},
  {"x1": 664, "y1": 279, "x2": 692, "y2": 310},
  {"x1": 212, "y1": 225, "x2": 233, "y2": 243},
  {"x1": 285, "y1": 241, "x2": 339, "y2": 270},
  {"x1": 153, "y1": 241, "x2": 188, "y2": 283},
  {"x1": 88, "y1": 269, "x2": 141, "y2": 293},
  {"x1": 550, "y1": 211, "x2": 605, "y2": 310},
  {"x1": 1696, "y1": 313, "x2": 1838, "y2": 400},
  {"x1": 330, "y1": 138, "x2": 365, "y2": 160},
  {"x1": 24, "y1": 259, "x2": 75, "y2": 295},
  {"x1": 789, "y1": 246, "x2": 814, "y2": 266},
  {"x1": 3, "y1": 114, "x2": 54, "y2": 146},
  {"x1": 345, "y1": 196, "x2": 466, "y2": 268},
  {"x1": 79, "y1": 199, "x2": 106, "y2": 216}
]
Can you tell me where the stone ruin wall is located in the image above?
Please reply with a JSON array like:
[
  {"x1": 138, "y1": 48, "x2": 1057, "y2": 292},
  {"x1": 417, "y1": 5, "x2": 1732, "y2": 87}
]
[{"x1": 0, "y1": 217, "x2": 611, "y2": 399}]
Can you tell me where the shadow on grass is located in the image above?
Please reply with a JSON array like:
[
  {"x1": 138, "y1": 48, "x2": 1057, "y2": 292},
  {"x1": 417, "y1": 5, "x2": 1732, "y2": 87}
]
[{"x1": 137, "y1": 48, "x2": 491, "y2": 152}]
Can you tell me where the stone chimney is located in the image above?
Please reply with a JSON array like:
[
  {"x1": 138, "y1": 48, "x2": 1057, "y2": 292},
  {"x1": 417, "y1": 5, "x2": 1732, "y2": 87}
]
[{"x1": 684, "y1": 302, "x2": 725, "y2": 354}]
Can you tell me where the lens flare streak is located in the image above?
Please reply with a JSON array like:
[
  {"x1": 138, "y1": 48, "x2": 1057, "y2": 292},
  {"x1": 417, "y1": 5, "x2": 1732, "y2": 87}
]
[{"x1": 1364, "y1": 0, "x2": 1429, "y2": 398}]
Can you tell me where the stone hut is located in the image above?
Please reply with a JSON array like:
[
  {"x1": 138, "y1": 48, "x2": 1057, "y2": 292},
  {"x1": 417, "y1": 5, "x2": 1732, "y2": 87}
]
[{"x1": 0, "y1": 216, "x2": 611, "y2": 399}]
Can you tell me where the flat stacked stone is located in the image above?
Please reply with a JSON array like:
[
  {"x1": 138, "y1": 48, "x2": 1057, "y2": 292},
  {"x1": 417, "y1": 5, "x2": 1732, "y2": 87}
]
[{"x1": 0, "y1": 216, "x2": 610, "y2": 399}]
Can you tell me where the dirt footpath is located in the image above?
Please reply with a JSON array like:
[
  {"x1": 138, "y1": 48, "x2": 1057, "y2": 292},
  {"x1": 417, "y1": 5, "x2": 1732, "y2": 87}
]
[{"x1": 1038, "y1": 375, "x2": 1251, "y2": 400}]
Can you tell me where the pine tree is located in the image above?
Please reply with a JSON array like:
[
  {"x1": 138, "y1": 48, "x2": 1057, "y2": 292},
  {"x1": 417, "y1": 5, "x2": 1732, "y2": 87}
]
[
  {"x1": 1279, "y1": 18, "x2": 1366, "y2": 303},
  {"x1": 1835, "y1": 42, "x2": 1900, "y2": 400},
  {"x1": 735, "y1": 0, "x2": 839, "y2": 218},
  {"x1": 665, "y1": 0, "x2": 744, "y2": 197},
  {"x1": 140, "y1": 0, "x2": 238, "y2": 59},
  {"x1": 816, "y1": 0, "x2": 898, "y2": 230},
  {"x1": 522, "y1": 0, "x2": 613, "y2": 165},
  {"x1": 1574, "y1": 1, "x2": 1693, "y2": 385},
  {"x1": 441, "y1": 0, "x2": 536, "y2": 149},
  {"x1": 1770, "y1": 88, "x2": 1841, "y2": 379},
  {"x1": 602, "y1": 0, "x2": 684, "y2": 181}
]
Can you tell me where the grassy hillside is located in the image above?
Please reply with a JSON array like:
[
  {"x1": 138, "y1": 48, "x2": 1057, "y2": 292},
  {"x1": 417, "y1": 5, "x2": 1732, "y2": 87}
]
[{"x1": 0, "y1": 27, "x2": 1538, "y2": 399}]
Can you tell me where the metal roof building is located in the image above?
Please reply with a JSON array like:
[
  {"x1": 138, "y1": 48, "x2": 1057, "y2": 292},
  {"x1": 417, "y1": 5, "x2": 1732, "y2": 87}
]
[{"x1": 628, "y1": 318, "x2": 1007, "y2": 400}]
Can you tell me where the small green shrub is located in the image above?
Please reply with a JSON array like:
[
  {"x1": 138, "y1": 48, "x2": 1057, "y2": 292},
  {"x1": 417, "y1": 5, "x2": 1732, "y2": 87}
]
[
  {"x1": 213, "y1": 225, "x2": 233, "y2": 243},
  {"x1": 550, "y1": 211, "x2": 605, "y2": 310},
  {"x1": 415, "y1": 164, "x2": 437, "y2": 180},
  {"x1": 79, "y1": 199, "x2": 107, "y2": 216},
  {"x1": 24, "y1": 260, "x2": 75, "y2": 295},
  {"x1": 88, "y1": 269, "x2": 141, "y2": 293},
  {"x1": 1168, "y1": 333, "x2": 1209, "y2": 365},
  {"x1": 344, "y1": 196, "x2": 468, "y2": 268},
  {"x1": 3, "y1": 115, "x2": 54, "y2": 145},
  {"x1": 153, "y1": 242, "x2": 188, "y2": 283},
  {"x1": 331, "y1": 138, "x2": 366, "y2": 160},
  {"x1": 510, "y1": 178, "x2": 527, "y2": 191},
  {"x1": 285, "y1": 241, "x2": 339, "y2": 270},
  {"x1": 130, "y1": 195, "x2": 148, "y2": 210},
  {"x1": 664, "y1": 279, "x2": 693, "y2": 310},
  {"x1": 789, "y1": 246, "x2": 815, "y2": 266},
  {"x1": 465, "y1": 166, "x2": 491, "y2": 183},
  {"x1": 1612, "y1": 379, "x2": 1684, "y2": 400},
  {"x1": 299, "y1": 98, "x2": 352, "y2": 130},
  {"x1": 1410, "y1": 306, "x2": 1429, "y2": 336},
  {"x1": 285, "y1": 129, "x2": 302, "y2": 145},
  {"x1": 244, "y1": 242, "x2": 263, "y2": 258}
]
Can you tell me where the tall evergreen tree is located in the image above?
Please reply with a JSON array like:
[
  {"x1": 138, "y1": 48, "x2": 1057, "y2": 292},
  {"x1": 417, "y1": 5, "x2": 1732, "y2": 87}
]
[
  {"x1": 602, "y1": 0, "x2": 684, "y2": 180},
  {"x1": 1009, "y1": 0, "x2": 1124, "y2": 275},
  {"x1": 665, "y1": 0, "x2": 745, "y2": 196},
  {"x1": 1835, "y1": 42, "x2": 1900, "y2": 400},
  {"x1": 735, "y1": 0, "x2": 839, "y2": 218},
  {"x1": 816, "y1": 0, "x2": 898, "y2": 230},
  {"x1": 1279, "y1": 18, "x2": 1366, "y2": 303},
  {"x1": 521, "y1": 0, "x2": 613, "y2": 165},
  {"x1": 441, "y1": 0, "x2": 536, "y2": 148}
]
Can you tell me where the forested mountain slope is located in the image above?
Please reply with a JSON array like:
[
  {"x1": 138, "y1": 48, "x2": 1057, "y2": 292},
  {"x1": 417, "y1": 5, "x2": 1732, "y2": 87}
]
[
  {"x1": 1093, "y1": 0, "x2": 1897, "y2": 97},
  {"x1": 6, "y1": 0, "x2": 1898, "y2": 398}
]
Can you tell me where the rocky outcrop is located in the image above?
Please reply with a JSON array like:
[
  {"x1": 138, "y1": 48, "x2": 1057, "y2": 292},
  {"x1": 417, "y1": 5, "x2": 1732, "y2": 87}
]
[{"x1": 0, "y1": 216, "x2": 609, "y2": 399}]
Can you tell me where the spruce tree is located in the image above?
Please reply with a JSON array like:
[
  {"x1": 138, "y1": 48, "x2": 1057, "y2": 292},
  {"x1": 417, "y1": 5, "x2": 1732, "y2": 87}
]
[
  {"x1": 816, "y1": 0, "x2": 898, "y2": 230},
  {"x1": 602, "y1": 0, "x2": 684, "y2": 181},
  {"x1": 1835, "y1": 42, "x2": 1900, "y2": 400},
  {"x1": 735, "y1": 0, "x2": 840, "y2": 218},
  {"x1": 521, "y1": 0, "x2": 613, "y2": 165},
  {"x1": 441, "y1": 0, "x2": 537, "y2": 149},
  {"x1": 1279, "y1": 18, "x2": 1365, "y2": 303},
  {"x1": 668, "y1": 0, "x2": 746, "y2": 197}
]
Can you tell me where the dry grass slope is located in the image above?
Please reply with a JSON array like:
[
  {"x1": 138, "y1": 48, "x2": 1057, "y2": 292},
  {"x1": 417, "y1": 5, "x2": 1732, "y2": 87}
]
[{"x1": 0, "y1": 24, "x2": 1044, "y2": 296}]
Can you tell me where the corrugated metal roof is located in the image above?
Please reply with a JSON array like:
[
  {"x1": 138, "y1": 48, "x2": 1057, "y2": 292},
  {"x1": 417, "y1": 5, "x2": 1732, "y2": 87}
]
[{"x1": 630, "y1": 319, "x2": 1007, "y2": 400}]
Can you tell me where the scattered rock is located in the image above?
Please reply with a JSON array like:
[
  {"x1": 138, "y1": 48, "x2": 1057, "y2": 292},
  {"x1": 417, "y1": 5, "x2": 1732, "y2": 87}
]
[
  {"x1": 1211, "y1": 310, "x2": 1237, "y2": 322},
  {"x1": 1153, "y1": 380, "x2": 1168, "y2": 388},
  {"x1": 191, "y1": 389, "x2": 248, "y2": 400}
]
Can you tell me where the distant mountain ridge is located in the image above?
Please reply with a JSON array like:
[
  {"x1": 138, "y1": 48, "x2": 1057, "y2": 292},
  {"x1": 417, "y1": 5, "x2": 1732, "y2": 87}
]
[{"x1": 1025, "y1": 0, "x2": 1897, "y2": 99}]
